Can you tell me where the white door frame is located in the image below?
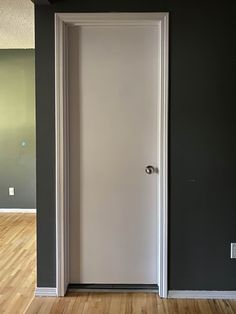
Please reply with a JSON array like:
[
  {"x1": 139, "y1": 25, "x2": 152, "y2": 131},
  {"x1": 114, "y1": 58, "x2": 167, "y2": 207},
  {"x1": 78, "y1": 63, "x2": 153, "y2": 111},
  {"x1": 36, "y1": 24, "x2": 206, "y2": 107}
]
[{"x1": 54, "y1": 12, "x2": 169, "y2": 298}]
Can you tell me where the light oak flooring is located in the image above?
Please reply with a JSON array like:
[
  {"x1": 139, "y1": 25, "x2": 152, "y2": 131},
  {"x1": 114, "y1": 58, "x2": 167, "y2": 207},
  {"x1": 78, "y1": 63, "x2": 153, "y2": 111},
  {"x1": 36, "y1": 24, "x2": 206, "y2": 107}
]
[
  {"x1": 26, "y1": 292, "x2": 236, "y2": 314},
  {"x1": 0, "y1": 213, "x2": 36, "y2": 314},
  {"x1": 1, "y1": 213, "x2": 236, "y2": 314}
]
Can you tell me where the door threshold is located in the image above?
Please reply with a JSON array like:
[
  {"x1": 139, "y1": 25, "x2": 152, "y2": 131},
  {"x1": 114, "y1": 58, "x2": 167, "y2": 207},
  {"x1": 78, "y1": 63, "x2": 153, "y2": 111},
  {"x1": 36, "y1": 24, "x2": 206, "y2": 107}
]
[{"x1": 68, "y1": 284, "x2": 159, "y2": 293}]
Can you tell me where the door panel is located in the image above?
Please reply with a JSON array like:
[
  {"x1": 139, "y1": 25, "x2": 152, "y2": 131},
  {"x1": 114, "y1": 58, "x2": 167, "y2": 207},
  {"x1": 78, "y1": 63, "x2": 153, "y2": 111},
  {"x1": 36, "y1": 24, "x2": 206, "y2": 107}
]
[{"x1": 68, "y1": 25, "x2": 159, "y2": 284}]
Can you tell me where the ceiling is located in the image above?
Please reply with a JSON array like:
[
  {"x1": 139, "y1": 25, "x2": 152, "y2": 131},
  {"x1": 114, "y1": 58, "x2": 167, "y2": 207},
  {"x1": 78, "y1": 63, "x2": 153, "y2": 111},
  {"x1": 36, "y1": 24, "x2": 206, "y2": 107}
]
[{"x1": 0, "y1": 0, "x2": 34, "y2": 49}]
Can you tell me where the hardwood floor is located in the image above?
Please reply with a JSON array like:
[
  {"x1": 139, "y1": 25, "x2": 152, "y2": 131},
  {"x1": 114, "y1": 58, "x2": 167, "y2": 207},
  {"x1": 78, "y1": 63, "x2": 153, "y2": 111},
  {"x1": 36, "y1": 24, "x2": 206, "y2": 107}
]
[
  {"x1": 1, "y1": 213, "x2": 236, "y2": 314},
  {"x1": 0, "y1": 213, "x2": 36, "y2": 314},
  {"x1": 26, "y1": 292, "x2": 236, "y2": 314}
]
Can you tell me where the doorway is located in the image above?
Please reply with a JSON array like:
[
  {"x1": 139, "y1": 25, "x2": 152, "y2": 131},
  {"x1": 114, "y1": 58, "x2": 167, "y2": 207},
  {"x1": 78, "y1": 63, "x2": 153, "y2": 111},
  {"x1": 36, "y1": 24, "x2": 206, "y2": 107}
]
[
  {"x1": 55, "y1": 13, "x2": 168, "y2": 297},
  {"x1": 0, "y1": 51, "x2": 36, "y2": 312}
]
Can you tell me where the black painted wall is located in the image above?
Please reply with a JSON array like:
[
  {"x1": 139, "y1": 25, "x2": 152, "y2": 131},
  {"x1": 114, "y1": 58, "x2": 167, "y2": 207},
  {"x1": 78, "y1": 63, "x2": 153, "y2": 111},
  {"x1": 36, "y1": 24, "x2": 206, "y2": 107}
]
[{"x1": 35, "y1": 0, "x2": 236, "y2": 289}]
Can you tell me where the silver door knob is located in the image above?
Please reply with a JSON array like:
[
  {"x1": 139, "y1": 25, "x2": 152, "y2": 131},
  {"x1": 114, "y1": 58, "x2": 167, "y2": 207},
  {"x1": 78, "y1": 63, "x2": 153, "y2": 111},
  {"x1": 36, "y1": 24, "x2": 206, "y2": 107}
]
[{"x1": 145, "y1": 165, "x2": 155, "y2": 175}]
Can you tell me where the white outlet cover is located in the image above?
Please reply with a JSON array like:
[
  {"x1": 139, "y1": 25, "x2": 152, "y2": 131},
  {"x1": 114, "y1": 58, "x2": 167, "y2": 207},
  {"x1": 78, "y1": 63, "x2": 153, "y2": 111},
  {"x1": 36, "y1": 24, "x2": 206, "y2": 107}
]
[
  {"x1": 9, "y1": 187, "x2": 15, "y2": 196},
  {"x1": 230, "y1": 243, "x2": 236, "y2": 259}
]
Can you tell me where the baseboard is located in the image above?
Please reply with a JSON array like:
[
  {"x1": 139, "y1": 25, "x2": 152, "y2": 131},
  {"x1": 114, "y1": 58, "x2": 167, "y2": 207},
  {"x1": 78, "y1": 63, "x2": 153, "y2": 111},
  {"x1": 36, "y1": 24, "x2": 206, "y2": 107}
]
[
  {"x1": 0, "y1": 208, "x2": 36, "y2": 213},
  {"x1": 35, "y1": 287, "x2": 58, "y2": 297},
  {"x1": 168, "y1": 290, "x2": 236, "y2": 299}
]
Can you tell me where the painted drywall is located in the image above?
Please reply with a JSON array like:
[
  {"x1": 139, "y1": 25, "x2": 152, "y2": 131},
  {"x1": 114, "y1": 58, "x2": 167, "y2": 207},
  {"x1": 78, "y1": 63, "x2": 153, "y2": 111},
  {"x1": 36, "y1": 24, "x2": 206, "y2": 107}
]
[
  {"x1": 0, "y1": 50, "x2": 35, "y2": 208},
  {"x1": 35, "y1": 0, "x2": 236, "y2": 289}
]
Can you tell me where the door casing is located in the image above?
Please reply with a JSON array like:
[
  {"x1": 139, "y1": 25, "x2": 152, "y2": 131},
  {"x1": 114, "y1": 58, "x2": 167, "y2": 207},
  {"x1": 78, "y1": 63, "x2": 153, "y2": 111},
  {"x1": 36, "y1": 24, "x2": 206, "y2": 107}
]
[{"x1": 54, "y1": 12, "x2": 169, "y2": 298}]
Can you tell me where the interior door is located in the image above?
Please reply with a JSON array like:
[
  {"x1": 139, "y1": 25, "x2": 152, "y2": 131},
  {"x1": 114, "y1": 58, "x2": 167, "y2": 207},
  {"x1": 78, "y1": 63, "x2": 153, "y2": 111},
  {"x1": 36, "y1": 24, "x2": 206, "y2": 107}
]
[{"x1": 68, "y1": 24, "x2": 160, "y2": 284}]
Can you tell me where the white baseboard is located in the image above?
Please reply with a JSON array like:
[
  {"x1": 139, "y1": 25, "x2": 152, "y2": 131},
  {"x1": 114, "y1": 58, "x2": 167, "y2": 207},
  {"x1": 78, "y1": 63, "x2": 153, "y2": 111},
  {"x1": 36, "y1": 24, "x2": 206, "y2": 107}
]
[
  {"x1": 35, "y1": 287, "x2": 58, "y2": 297},
  {"x1": 168, "y1": 290, "x2": 236, "y2": 299},
  {"x1": 0, "y1": 208, "x2": 36, "y2": 213}
]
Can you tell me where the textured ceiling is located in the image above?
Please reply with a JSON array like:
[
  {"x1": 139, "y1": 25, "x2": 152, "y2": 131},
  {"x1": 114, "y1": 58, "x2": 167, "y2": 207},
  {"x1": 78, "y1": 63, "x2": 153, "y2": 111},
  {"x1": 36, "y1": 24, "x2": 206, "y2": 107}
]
[{"x1": 0, "y1": 0, "x2": 34, "y2": 49}]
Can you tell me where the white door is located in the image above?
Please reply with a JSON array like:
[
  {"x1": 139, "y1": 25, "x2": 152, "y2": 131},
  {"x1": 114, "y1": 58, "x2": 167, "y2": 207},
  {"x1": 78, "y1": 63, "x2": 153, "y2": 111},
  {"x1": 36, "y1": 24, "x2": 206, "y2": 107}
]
[{"x1": 68, "y1": 24, "x2": 160, "y2": 284}]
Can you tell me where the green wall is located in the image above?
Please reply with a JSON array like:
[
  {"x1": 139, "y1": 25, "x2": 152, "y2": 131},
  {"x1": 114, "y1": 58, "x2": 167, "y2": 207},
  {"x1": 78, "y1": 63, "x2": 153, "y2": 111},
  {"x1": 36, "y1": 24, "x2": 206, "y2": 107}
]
[{"x1": 0, "y1": 50, "x2": 35, "y2": 208}]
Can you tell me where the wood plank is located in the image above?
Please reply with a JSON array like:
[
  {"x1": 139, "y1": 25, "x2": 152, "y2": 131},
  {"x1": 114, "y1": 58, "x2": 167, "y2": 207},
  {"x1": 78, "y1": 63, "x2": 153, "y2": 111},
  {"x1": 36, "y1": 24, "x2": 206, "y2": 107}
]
[
  {"x1": 26, "y1": 292, "x2": 236, "y2": 314},
  {"x1": 2, "y1": 212, "x2": 236, "y2": 314},
  {"x1": 0, "y1": 213, "x2": 36, "y2": 314}
]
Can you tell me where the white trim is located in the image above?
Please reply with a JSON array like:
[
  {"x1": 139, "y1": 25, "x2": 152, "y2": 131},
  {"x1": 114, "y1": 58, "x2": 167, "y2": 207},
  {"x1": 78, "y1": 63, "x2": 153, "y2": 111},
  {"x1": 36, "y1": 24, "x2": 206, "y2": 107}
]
[
  {"x1": 55, "y1": 12, "x2": 168, "y2": 26},
  {"x1": 35, "y1": 287, "x2": 58, "y2": 297},
  {"x1": 0, "y1": 208, "x2": 36, "y2": 213},
  {"x1": 55, "y1": 12, "x2": 70, "y2": 297},
  {"x1": 158, "y1": 13, "x2": 169, "y2": 299},
  {"x1": 55, "y1": 12, "x2": 169, "y2": 298},
  {"x1": 168, "y1": 290, "x2": 236, "y2": 300}
]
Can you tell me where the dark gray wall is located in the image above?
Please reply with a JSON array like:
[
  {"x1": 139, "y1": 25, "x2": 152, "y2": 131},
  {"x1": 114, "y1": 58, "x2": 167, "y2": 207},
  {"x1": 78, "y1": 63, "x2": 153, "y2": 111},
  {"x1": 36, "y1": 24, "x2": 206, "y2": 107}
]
[
  {"x1": 0, "y1": 50, "x2": 36, "y2": 209},
  {"x1": 35, "y1": 0, "x2": 236, "y2": 289}
]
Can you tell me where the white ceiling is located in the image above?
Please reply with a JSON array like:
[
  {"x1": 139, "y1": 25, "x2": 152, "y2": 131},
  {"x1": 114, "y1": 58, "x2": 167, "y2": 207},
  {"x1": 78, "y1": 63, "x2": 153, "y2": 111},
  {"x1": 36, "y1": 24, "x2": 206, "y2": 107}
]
[{"x1": 0, "y1": 0, "x2": 34, "y2": 49}]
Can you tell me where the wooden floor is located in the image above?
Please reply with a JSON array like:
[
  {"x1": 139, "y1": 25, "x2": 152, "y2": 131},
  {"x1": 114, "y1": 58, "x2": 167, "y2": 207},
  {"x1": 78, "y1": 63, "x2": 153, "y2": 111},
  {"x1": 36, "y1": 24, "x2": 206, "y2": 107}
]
[
  {"x1": 0, "y1": 213, "x2": 36, "y2": 314},
  {"x1": 1, "y1": 213, "x2": 236, "y2": 314},
  {"x1": 26, "y1": 292, "x2": 236, "y2": 314}
]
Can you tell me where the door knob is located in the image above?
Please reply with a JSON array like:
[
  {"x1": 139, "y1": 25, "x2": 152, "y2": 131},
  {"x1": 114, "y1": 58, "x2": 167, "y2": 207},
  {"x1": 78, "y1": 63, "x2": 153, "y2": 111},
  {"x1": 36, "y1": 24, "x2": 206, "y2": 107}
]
[{"x1": 145, "y1": 165, "x2": 155, "y2": 175}]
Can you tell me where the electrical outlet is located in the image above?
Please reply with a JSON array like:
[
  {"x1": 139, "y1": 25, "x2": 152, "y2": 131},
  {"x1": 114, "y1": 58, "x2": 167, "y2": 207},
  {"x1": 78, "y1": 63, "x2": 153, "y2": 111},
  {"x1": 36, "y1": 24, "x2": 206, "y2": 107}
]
[
  {"x1": 9, "y1": 187, "x2": 15, "y2": 196},
  {"x1": 230, "y1": 243, "x2": 236, "y2": 259}
]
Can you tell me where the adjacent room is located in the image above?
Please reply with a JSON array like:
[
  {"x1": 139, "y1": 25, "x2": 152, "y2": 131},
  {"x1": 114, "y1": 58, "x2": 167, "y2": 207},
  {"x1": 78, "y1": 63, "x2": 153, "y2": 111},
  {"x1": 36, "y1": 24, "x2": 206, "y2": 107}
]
[{"x1": 0, "y1": 0, "x2": 36, "y2": 312}]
